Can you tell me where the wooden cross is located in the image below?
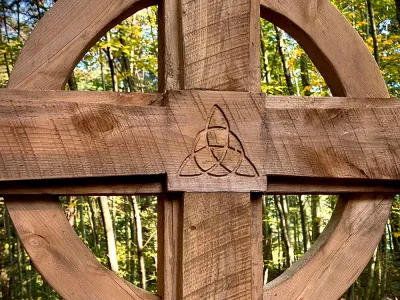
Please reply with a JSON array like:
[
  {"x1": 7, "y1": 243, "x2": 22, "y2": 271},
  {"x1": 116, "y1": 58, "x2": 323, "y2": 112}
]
[{"x1": 1, "y1": 0, "x2": 398, "y2": 299}]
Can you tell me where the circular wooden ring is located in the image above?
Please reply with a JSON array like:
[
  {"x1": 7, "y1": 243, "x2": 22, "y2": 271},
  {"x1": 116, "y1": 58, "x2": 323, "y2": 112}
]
[{"x1": 5, "y1": 0, "x2": 394, "y2": 299}]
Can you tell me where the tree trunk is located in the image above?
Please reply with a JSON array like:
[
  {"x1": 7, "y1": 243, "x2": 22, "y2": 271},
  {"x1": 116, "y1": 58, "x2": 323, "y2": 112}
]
[
  {"x1": 78, "y1": 198, "x2": 86, "y2": 242},
  {"x1": 260, "y1": 29, "x2": 270, "y2": 86},
  {"x1": 87, "y1": 197, "x2": 99, "y2": 256},
  {"x1": 366, "y1": 0, "x2": 380, "y2": 65},
  {"x1": 262, "y1": 197, "x2": 273, "y2": 284},
  {"x1": 105, "y1": 32, "x2": 118, "y2": 92},
  {"x1": 299, "y1": 53, "x2": 311, "y2": 96},
  {"x1": 274, "y1": 195, "x2": 294, "y2": 267},
  {"x1": 129, "y1": 196, "x2": 147, "y2": 290},
  {"x1": 119, "y1": 34, "x2": 135, "y2": 92},
  {"x1": 274, "y1": 25, "x2": 294, "y2": 95},
  {"x1": 365, "y1": 246, "x2": 378, "y2": 300},
  {"x1": 99, "y1": 196, "x2": 119, "y2": 274},
  {"x1": 311, "y1": 195, "x2": 321, "y2": 242},
  {"x1": 67, "y1": 72, "x2": 78, "y2": 90},
  {"x1": 298, "y1": 195, "x2": 310, "y2": 253}
]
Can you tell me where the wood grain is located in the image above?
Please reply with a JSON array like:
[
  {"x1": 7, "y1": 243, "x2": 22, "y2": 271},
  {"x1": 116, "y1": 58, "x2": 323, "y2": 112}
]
[
  {"x1": 177, "y1": 0, "x2": 263, "y2": 299},
  {"x1": 5, "y1": 0, "x2": 160, "y2": 298},
  {"x1": 0, "y1": 176, "x2": 164, "y2": 195},
  {"x1": 182, "y1": 193, "x2": 257, "y2": 299},
  {"x1": 181, "y1": 0, "x2": 260, "y2": 92},
  {"x1": 260, "y1": 0, "x2": 393, "y2": 299},
  {"x1": 1, "y1": 90, "x2": 400, "y2": 193},
  {"x1": 6, "y1": 195, "x2": 158, "y2": 300}
]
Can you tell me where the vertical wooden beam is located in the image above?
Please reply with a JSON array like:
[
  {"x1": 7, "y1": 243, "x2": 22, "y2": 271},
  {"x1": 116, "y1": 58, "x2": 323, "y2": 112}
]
[
  {"x1": 181, "y1": 0, "x2": 261, "y2": 92},
  {"x1": 158, "y1": 0, "x2": 262, "y2": 299},
  {"x1": 157, "y1": 194, "x2": 183, "y2": 299}
]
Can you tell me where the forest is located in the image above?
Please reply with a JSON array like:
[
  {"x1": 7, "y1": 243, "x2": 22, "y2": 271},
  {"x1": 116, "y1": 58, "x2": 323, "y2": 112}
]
[{"x1": 0, "y1": 0, "x2": 399, "y2": 299}]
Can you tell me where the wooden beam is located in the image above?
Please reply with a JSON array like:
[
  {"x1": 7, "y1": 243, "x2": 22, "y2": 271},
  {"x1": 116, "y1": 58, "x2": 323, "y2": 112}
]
[{"x1": 1, "y1": 90, "x2": 400, "y2": 193}]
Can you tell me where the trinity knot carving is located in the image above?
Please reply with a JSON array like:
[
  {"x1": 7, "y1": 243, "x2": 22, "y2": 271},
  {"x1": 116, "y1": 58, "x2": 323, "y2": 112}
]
[{"x1": 179, "y1": 105, "x2": 259, "y2": 178}]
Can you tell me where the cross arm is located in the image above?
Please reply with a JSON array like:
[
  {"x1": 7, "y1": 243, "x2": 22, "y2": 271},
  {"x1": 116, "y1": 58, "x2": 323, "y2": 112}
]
[{"x1": 0, "y1": 89, "x2": 399, "y2": 194}]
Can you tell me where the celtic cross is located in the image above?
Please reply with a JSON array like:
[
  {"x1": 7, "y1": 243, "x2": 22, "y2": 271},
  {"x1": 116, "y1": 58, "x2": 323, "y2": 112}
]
[{"x1": 1, "y1": 0, "x2": 399, "y2": 299}]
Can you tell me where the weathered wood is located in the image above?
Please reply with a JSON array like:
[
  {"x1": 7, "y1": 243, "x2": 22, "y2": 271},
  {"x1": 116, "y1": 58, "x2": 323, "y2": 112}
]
[
  {"x1": 1, "y1": 90, "x2": 400, "y2": 193},
  {"x1": 4, "y1": 1, "x2": 160, "y2": 298},
  {"x1": 260, "y1": 1, "x2": 393, "y2": 299},
  {"x1": 6, "y1": 195, "x2": 159, "y2": 300},
  {"x1": 176, "y1": 0, "x2": 264, "y2": 299},
  {"x1": 182, "y1": 193, "x2": 260, "y2": 299},
  {"x1": 157, "y1": 194, "x2": 183, "y2": 299},
  {"x1": 266, "y1": 176, "x2": 400, "y2": 194},
  {"x1": 2, "y1": 0, "x2": 396, "y2": 299},
  {"x1": 157, "y1": 1, "x2": 184, "y2": 299},
  {"x1": 0, "y1": 176, "x2": 163, "y2": 195},
  {"x1": 264, "y1": 96, "x2": 400, "y2": 181},
  {"x1": 181, "y1": 0, "x2": 260, "y2": 92}
]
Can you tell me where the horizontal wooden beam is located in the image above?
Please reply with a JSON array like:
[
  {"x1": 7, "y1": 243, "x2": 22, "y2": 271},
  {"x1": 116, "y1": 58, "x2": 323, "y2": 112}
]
[{"x1": 0, "y1": 89, "x2": 399, "y2": 193}]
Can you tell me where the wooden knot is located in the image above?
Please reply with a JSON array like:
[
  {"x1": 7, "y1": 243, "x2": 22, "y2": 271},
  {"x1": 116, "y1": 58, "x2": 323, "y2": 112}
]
[
  {"x1": 73, "y1": 106, "x2": 119, "y2": 137},
  {"x1": 26, "y1": 233, "x2": 48, "y2": 249}
]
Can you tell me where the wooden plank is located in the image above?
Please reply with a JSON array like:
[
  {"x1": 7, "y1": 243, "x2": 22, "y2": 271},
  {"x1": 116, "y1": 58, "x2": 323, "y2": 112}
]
[
  {"x1": 264, "y1": 194, "x2": 393, "y2": 299},
  {"x1": 181, "y1": 0, "x2": 260, "y2": 92},
  {"x1": 266, "y1": 176, "x2": 400, "y2": 194},
  {"x1": 0, "y1": 176, "x2": 163, "y2": 195},
  {"x1": 182, "y1": 193, "x2": 256, "y2": 299},
  {"x1": 264, "y1": 96, "x2": 400, "y2": 181},
  {"x1": 1, "y1": 91, "x2": 400, "y2": 191},
  {"x1": 157, "y1": 194, "x2": 183, "y2": 299},
  {"x1": 157, "y1": 0, "x2": 185, "y2": 298},
  {"x1": 8, "y1": 0, "x2": 157, "y2": 90},
  {"x1": 176, "y1": 0, "x2": 263, "y2": 298},
  {"x1": 6, "y1": 195, "x2": 159, "y2": 300}
]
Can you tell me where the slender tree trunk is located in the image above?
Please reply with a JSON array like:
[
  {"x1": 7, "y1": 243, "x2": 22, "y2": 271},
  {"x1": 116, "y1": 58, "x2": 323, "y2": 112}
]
[
  {"x1": 87, "y1": 197, "x2": 99, "y2": 255},
  {"x1": 366, "y1": 0, "x2": 380, "y2": 65},
  {"x1": 105, "y1": 32, "x2": 118, "y2": 92},
  {"x1": 129, "y1": 196, "x2": 147, "y2": 290},
  {"x1": 299, "y1": 53, "x2": 311, "y2": 96},
  {"x1": 274, "y1": 195, "x2": 295, "y2": 267},
  {"x1": 260, "y1": 29, "x2": 270, "y2": 86},
  {"x1": 99, "y1": 196, "x2": 119, "y2": 274},
  {"x1": 67, "y1": 73, "x2": 78, "y2": 90},
  {"x1": 274, "y1": 25, "x2": 294, "y2": 95},
  {"x1": 78, "y1": 198, "x2": 86, "y2": 242},
  {"x1": 390, "y1": 207, "x2": 400, "y2": 259},
  {"x1": 298, "y1": 195, "x2": 310, "y2": 252},
  {"x1": 99, "y1": 49, "x2": 106, "y2": 91},
  {"x1": 311, "y1": 195, "x2": 321, "y2": 242},
  {"x1": 124, "y1": 201, "x2": 131, "y2": 282},
  {"x1": 262, "y1": 197, "x2": 273, "y2": 284},
  {"x1": 365, "y1": 246, "x2": 378, "y2": 300},
  {"x1": 119, "y1": 35, "x2": 135, "y2": 92}
]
